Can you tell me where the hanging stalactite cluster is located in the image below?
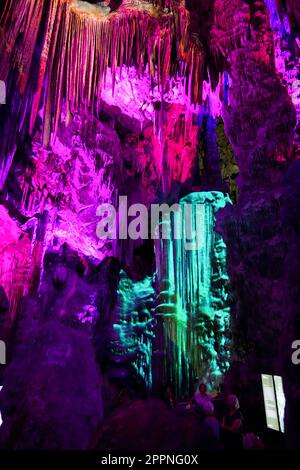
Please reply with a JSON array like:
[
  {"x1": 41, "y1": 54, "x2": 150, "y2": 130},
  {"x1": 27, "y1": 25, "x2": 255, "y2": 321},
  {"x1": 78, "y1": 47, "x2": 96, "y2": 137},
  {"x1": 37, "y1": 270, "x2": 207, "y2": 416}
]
[{"x1": 0, "y1": 0, "x2": 206, "y2": 190}]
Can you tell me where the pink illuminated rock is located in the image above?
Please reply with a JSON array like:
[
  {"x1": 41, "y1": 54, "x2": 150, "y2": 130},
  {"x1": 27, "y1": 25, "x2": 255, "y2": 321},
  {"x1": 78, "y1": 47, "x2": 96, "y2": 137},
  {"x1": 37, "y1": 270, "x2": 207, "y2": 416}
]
[{"x1": 0, "y1": 207, "x2": 32, "y2": 328}]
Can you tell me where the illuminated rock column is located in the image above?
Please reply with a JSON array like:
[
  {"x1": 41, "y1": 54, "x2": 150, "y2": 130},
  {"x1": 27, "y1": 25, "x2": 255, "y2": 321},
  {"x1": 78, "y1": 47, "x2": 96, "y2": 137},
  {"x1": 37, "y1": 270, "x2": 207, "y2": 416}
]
[{"x1": 155, "y1": 191, "x2": 231, "y2": 397}]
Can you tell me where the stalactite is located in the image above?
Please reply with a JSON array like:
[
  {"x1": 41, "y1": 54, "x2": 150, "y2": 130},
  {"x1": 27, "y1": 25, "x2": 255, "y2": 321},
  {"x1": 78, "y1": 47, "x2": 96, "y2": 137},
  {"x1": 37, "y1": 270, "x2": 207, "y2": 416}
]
[
  {"x1": 0, "y1": 0, "x2": 69, "y2": 189},
  {"x1": 62, "y1": 1, "x2": 189, "y2": 128}
]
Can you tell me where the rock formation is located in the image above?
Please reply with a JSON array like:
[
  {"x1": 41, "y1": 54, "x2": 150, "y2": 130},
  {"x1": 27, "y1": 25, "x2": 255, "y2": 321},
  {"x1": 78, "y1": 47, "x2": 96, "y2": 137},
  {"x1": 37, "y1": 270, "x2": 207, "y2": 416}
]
[{"x1": 0, "y1": 0, "x2": 299, "y2": 449}]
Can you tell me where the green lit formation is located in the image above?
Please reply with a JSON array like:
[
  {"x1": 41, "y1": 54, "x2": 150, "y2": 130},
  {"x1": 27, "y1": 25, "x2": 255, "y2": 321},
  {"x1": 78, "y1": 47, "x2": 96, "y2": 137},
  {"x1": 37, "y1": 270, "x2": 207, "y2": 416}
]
[
  {"x1": 216, "y1": 117, "x2": 239, "y2": 204},
  {"x1": 155, "y1": 192, "x2": 232, "y2": 397}
]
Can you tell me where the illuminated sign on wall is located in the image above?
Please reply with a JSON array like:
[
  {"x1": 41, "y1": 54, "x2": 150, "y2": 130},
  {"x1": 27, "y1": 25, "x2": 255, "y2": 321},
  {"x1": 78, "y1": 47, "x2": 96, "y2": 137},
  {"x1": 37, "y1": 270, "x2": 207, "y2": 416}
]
[{"x1": 261, "y1": 374, "x2": 286, "y2": 433}]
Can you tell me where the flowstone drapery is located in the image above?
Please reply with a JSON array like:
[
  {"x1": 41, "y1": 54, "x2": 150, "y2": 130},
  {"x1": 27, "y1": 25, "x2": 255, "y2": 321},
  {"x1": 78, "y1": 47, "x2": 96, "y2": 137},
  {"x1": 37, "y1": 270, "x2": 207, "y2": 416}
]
[{"x1": 154, "y1": 191, "x2": 231, "y2": 397}]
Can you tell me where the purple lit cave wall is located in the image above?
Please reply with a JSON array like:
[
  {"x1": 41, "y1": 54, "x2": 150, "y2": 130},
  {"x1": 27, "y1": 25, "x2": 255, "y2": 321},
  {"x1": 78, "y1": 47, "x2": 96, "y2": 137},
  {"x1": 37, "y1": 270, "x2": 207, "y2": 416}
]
[{"x1": 0, "y1": 0, "x2": 299, "y2": 450}]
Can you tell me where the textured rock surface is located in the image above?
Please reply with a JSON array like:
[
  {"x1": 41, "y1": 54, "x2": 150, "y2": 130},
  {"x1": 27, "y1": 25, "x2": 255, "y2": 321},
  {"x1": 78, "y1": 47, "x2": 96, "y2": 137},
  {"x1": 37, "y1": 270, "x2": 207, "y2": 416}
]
[
  {"x1": 0, "y1": 321, "x2": 103, "y2": 449},
  {"x1": 97, "y1": 399, "x2": 219, "y2": 451},
  {"x1": 154, "y1": 192, "x2": 232, "y2": 397}
]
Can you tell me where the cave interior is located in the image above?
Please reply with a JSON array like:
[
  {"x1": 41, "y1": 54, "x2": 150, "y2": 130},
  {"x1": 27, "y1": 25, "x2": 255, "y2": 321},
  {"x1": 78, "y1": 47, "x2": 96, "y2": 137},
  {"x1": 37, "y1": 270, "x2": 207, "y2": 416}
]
[{"x1": 0, "y1": 0, "x2": 299, "y2": 450}]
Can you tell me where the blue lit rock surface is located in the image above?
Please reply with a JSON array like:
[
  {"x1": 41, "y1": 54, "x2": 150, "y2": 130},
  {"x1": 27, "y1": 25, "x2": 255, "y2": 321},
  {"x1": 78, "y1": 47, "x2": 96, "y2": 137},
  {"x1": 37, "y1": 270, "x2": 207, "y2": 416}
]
[
  {"x1": 95, "y1": 269, "x2": 156, "y2": 390},
  {"x1": 154, "y1": 192, "x2": 232, "y2": 397}
]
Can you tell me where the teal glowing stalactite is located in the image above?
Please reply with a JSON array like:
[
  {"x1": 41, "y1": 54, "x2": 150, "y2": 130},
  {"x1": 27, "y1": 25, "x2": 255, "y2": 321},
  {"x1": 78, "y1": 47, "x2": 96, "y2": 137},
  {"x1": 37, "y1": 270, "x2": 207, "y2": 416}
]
[{"x1": 155, "y1": 191, "x2": 231, "y2": 397}]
